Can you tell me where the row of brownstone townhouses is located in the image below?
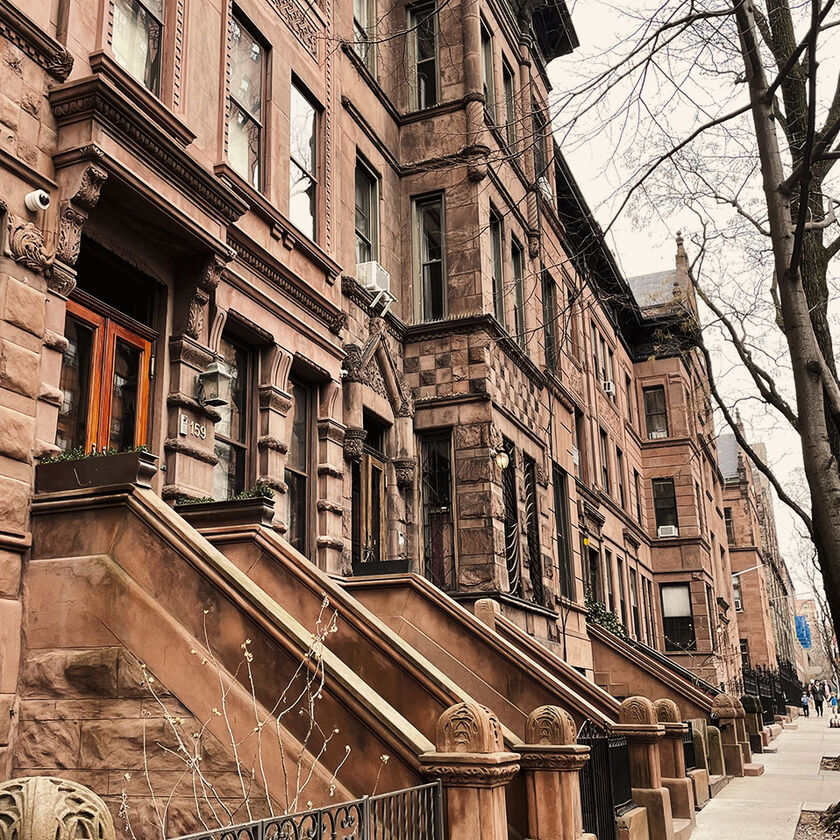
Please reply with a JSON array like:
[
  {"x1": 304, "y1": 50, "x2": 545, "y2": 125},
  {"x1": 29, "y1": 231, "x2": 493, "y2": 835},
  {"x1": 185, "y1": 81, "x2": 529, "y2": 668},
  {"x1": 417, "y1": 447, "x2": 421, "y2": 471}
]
[{"x1": 0, "y1": 0, "x2": 806, "y2": 836}]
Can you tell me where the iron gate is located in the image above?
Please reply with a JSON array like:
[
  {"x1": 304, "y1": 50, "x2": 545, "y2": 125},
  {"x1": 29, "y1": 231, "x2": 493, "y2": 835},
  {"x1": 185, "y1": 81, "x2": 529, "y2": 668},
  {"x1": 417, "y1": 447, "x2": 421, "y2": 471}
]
[
  {"x1": 683, "y1": 722, "x2": 696, "y2": 771},
  {"x1": 579, "y1": 719, "x2": 633, "y2": 839}
]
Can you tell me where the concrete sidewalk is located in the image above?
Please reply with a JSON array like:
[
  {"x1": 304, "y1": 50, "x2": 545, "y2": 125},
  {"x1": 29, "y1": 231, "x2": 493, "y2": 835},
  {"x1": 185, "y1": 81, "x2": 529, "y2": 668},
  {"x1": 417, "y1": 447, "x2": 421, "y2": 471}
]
[{"x1": 692, "y1": 715, "x2": 840, "y2": 840}]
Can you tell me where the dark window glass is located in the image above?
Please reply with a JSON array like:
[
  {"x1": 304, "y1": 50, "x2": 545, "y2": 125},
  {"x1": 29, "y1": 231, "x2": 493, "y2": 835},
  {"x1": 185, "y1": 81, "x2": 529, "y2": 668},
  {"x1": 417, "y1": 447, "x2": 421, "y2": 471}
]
[
  {"x1": 652, "y1": 477, "x2": 678, "y2": 530},
  {"x1": 724, "y1": 507, "x2": 735, "y2": 544},
  {"x1": 411, "y1": 3, "x2": 438, "y2": 108},
  {"x1": 616, "y1": 447, "x2": 625, "y2": 508},
  {"x1": 57, "y1": 317, "x2": 95, "y2": 452},
  {"x1": 733, "y1": 576, "x2": 743, "y2": 611},
  {"x1": 512, "y1": 240, "x2": 526, "y2": 348},
  {"x1": 625, "y1": 374, "x2": 634, "y2": 425},
  {"x1": 605, "y1": 549, "x2": 615, "y2": 612},
  {"x1": 661, "y1": 583, "x2": 696, "y2": 651},
  {"x1": 112, "y1": 0, "x2": 163, "y2": 94},
  {"x1": 533, "y1": 107, "x2": 548, "y2": 180},
  {"x1": 481, "y1": 22, "x2": 495, "y2": 120},
  {"x1": 644, "y1": 385, "x2": 669, "y2": 438},
  {"x1": 290, "y1": 84, "x2": 318, "y2": 239},
  {"x1": 630, "y1": 567, "x2": 641, "y2": 640},
  {"x1": 502, "y1": 61, "x2": 516, "y2": 147},
  {"x1": 707, "y1": 585, "x2": 717, "y2": 650},
  {"x1": 599, "y1": 428, "x2": 610, "y2": 494},
  {"x1": 355, "y1": 160, "x2": 379, "y2": 264},
  {"x1": 108, "y1": 338, "x2": 141, "y2": 450},
  {"x1": 416, "y1": 195, "x2": 445, "y2": 320},
  {"x1": 574, "y1": 409, "x2": 586, "y2": 481},
  {"x1": 421, "y1": 432, "x2": 455, "y2": 589},
  {"x1": 228, "y1": 16, "x2": 264, "y2": 189},
  {"x1": 354, "y1": 0, "x2": 376, "y2": 71},
  {"x1": 587, "y1": 546, "x2": 601, "y2": 604},
  {"x1": 523, "y1": 455, "x2": 543, "y2": 605},
  {"x1": 552, "y1": 463, "x2": 572, "y2": 599},
  {"x1": 285, "y1": 380, "x2": 312, "y2": 554},
  {"x1": 740, "y1": 638, "x2": 750, "y2": 668},
  {"x1": 617, "y1": 556, "x2": 627, "y2": 626},
  {"x1": 634, "y1": 468, "x2": 643, "y2": 523},
  {"x1": 490, "y1": 212, "x2": 504, "y2": 326},
  {"x1": 542, "y1": 268, "x2": 557, "y2": 367},
  {"x1": 214, "y1": 337, "x2": 250, "y2": 500},
  {"x1": 502, "y1": 438, "x2": 521, "y2": 596}
]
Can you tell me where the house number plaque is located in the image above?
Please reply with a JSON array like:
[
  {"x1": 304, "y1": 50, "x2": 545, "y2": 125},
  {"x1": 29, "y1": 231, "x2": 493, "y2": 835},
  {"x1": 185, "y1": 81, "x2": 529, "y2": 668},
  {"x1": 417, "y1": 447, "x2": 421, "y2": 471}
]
[{"x1": 179, "y1": 413, "x2": 207, "y2": 440}]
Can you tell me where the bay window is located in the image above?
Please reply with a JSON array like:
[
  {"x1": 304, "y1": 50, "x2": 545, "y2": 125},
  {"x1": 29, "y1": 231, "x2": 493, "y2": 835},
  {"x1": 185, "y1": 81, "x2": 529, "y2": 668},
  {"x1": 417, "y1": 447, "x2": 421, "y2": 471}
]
[{"x1": 643, "y1": 385, "x2": 668, "y2": 438}]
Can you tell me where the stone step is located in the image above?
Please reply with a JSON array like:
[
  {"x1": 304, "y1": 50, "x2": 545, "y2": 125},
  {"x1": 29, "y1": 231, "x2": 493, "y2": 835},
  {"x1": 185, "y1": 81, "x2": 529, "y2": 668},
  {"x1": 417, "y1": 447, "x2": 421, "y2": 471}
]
[
  {"x1": 744, "y1": 762, "x2": 765, "y2": 776},
  {"x1": 709, "y1": 774, "x2": 731, "y2": 797},
  {"x1": 673, "y1": 817, "x2": 695, "y2": 840},
  {"x1": 784, "y1": 722, "x2": 799, "y2": 730}
]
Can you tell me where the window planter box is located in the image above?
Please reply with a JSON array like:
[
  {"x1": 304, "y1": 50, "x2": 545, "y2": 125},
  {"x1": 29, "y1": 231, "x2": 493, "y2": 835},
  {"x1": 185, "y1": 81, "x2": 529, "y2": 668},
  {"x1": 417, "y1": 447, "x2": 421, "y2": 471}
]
[
  {"x1": 177, "y1": 497, "x2": 275, "y2": 530},
  {"x1": 351, "y1": 558, "x2": 411, "y2": 577},
  {"x1": 35, "y1": 450, "x2": 159, "y2": 493}
]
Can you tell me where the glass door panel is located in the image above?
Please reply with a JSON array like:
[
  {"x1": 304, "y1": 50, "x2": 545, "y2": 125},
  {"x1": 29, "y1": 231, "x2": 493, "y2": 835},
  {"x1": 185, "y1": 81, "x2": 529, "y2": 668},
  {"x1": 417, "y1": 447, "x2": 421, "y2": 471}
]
[
  {"x1": 56, "y1": 313, "x2": 102, "y2": 452},
  {"x1": 107, "y1": 338, "x2": 142, "y2": 449}
]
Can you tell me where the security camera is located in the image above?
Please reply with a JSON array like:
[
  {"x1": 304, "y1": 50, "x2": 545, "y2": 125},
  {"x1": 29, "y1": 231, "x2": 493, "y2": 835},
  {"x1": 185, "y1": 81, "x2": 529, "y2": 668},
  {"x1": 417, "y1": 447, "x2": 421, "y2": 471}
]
[
  {"x1": 24, "y1": 190, "x2": 50, "y2": 212},
  {"x1": 339, "y1": 368, "x2": 349, "y2": 379}
]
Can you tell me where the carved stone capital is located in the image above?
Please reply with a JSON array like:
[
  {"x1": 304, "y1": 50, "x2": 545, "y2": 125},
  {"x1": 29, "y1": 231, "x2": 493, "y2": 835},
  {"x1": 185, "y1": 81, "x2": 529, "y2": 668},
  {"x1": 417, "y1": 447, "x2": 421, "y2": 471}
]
[
  {"x1": 185, "y1": 291, "x2": 209, "y2": 340},
  {"x1": 317, "y1": 418, "x2": 346, "y2": 446},
  {"x1": 72, "y1": 164, "x2": 108, "y2": 211},
  {"x1": 258, "y1": 385, "x2": 293, "y2": 414},
  {"x1": 419, "y1": 752, "x2": 520, "y2": 788},
  {"x1": 168, "y1": 336, "x2": 214, "y2": 371},
  {"x1": 47, "y1": 261, "x2": 77, "y2": 298},
  {"x1": 393, "y1": 457, "x2": 416, "y2": 489},
  {"x1": 517, "y1": 744, "x2": 590, "y2": 772},
  {"x1": 199, "y1": 253, "x2": 227, "y2": 292},
  {"x1": 56, "y1": 205, "x2": 86, "y2": 265},
  {"x1": 6, "y1": 214, "x2": 54, "y2": 274},
  {"x1": 343, "y1": 427, "x2": 367, "y2": 462},
  {"x1": 257, "y1": 435, "x2": 289, "y2": 454}
]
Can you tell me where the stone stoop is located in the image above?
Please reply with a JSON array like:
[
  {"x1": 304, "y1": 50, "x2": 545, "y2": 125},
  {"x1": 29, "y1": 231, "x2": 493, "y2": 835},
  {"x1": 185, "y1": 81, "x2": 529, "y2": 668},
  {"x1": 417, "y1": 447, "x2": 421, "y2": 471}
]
[
  {"x1": 769, "y1": 723, "x2": 783, "y2": 739},
  {"x1": 744, "y1": 762, "x2": 765, "y2": 776},
  {"x1": 673, "y1": 817, "x2": 694, "y2": 840},
  {"x1": 784, "y1": 722, "x2": 799, "y2": 730},
  {"x1": 708, "y1": 774, "x2": 731, "y2": 796},
  {"x1": 617, "y1": 805, "x2": 649, "y2": 840}
]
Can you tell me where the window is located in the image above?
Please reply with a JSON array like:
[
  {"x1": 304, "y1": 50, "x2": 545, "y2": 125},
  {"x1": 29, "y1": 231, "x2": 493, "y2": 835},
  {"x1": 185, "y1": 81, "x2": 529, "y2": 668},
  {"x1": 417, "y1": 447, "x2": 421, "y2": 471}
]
[
  {"x1": 352, "y1": 413, "x2": 387, "y2": 566},
  {"x1": 481, "y1": 21, "x2": 495, "y2": 120},
  {"x1": 524, "y1": 455, "x2": 544, "y2": 604},
  {"x1": 695, "y1": 480, "x2": 706, "y2": 536},
  {"x1": 502, "y1": 438, "x2": 521, "y2": 596},
  {"x1": 513, "y1": 239, "x2": 526, "y2": 348},
  {"x1": 285, "y1": 380, "x2": 314, "y2": 555},
  {"x1": 414, "y1": 194, "x2": 445, "y2": 321},
  {"x1": 354, "y1": 0, "x2": 376, "y2": 72},
  {"x1": 740, "y1": 638, "x2": 750, "y2": 669},
  {"x1": 355, "y1": 158, "x2": 379, "y2": 264},
  {"x1": 706, "y1": 585, "x2": 717, "y2": 650},
  {"x1": 616, "y1": 447, "x2": 625, "y2": 508},
  {"x1": 641, "y1": 576, "x2": 651, "y2": 643},
  {"x1": 228, "y1": 15, "x2": 265, "y2": 190},
  {"x1": 724, "y1": 507, "x2": 735, "y2": 544},
  {"x1": 490, "y1": 211, "x2": 505, "y2": 326},
  {"x1": 112, "y1": 0, "x2": 163, "y2": 94},
  {"x1": 732, "y1": 575, "x2": 743, "y2": 611},
  {"x1": 652, "y1": 477, "x2": 678, "y2": 533},
  {"x1": 633, "y1": 468, "x2": 642, "y2": 524},
  {"x1": 605, "y1": 549, "x2": 615, "y2": 612},
  {"x1": 661, "y1": 583, "x2": 696, "y2": 651},
  {"x1": 574, "y1": 409, "x2": 586, "y2": 481},
  {"x1": 630, "y1": 567, "x2": 641, "y2": 639},
  {"x1": 214, "y1": 336, "x2": 251, "y2": 500},
  {"x1": 502, "y1": 60, "x2": 516, "y2": 147},
  {"x1": 617, "y1": 556, "x2": 627, "y2": 626},
  {"x1": 646, "y1": 579, "x2": 655, "y2": 644},
  {"x1": 552, "y1": 463, "x2": 572, "y2": 598},
  {"x1": 532, "y1": 106, "x2": 549, "y2": 185},
  {"x1": 587, "y1": 546, "x2": 602, "y2": 604},
  {"x1": 643, "y1": 385, "x2": 669, "y2": 438},
  {"x1": 409, "y1": 2, "x2": 439, "y2": 109},
  {"x1": 625, "y1": 374, "x2": 635, "y2": 425},
  {"x1": 421, "y1": 432, "x2": 455, "y2": 589},
  {"x1": 289, "y1": 83, "x2": 318, "y2": 240},
  {"x1": 599, "y1": 428, "x2": 610, "y2": 494},
  {"x1": 541, "y1": 268, "x2": 557, "y2": 367}
]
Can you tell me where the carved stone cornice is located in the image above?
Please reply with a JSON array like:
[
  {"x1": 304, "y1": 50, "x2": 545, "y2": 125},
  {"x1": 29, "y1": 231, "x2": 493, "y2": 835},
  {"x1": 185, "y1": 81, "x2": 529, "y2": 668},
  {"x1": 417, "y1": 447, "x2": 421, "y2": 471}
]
[
  {"x1": 46, "y1": 261, "x2": 76, "y2": 298},
  {"x1": 49, "y1": 75, "x2": 247, "y2": 224},
  {"x1": 227, "y1": 231, "x2": 345, "y2": 334},
  {"x1": 168, "y1": 336, "x2": 214, "y2": 371},
  {"x1": 419, "y1": 753, "x2": 520, "y2": 788},
  {"x1": 258, "y1": 385, "x2": 293, "y2": 415},
  {"x1": 517, "y1": 744, "x2": 590, "y2": 772},
  {"x1": 317, "y1": 417, "x2": 346, "y2": 445},
  {"x1": 163, "y1": 437, "x2": 218, "y2": 465},
  {"x1": 0, "y1": 4, "x2": 74, "y2": 81}
]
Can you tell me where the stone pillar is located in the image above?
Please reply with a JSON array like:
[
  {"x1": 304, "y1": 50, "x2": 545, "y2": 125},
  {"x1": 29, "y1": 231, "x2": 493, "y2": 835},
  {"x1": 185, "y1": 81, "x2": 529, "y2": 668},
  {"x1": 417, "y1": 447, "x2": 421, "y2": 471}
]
[
  {"x1": 460, "y1": 0, "x2": 489, "y2": 180},
  {"x1": 420, "y1": 701, "x2": 520, "y2": 840},
  {"x1": 711, "y1": 695, "x2": 744, "y2": 777},
  {"x1": 741, "y1": 694, "x2": 764, "y2": 753},
  {"x1": 613, "y1": 697, "x2": 674, "y2": 840},
  {"x1": 732, "y1": 697, "x2": 753, "y2": 765},
  {"x1": 687, "y1": 719, "x2": 711, "y2": 807},
  {"x1": 516, "y1": 705, "x2": 591, "y2": 840},
  {"x1": 256, "y1": 381, "x2": 292, "y2": 531},
  {"x1": 705, "y1": 726, "x2": 725, "y2": 777},
  {"x1": 654, "y1": 699, "x2": 697, "y2": 821},
  {"x1": 316, "y1": 383, "x2": 345, "y2": 574},
  {"x1": 0, "y1": 776, "x2": 115, "y2": 838}
]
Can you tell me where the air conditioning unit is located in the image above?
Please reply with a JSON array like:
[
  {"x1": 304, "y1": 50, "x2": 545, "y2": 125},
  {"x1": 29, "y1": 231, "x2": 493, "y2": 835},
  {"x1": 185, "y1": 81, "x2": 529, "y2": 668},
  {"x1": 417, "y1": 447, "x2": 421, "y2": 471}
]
[
  {"x1": 356, "y1": 261, "x2": 396, "y2": 315},
  {"x1": 538, "y1": 176, "x2": 554, "y2": 201},
  {"x1": 649, "y1": 428, "x2": 668, "y2": 439},
  {"x1": 572, "y1": 446, "x2": 580, "y2": 467},
  {"x1": 657, "y1": 525, "x2": 679, "y2": 538},
  {"x1": 603, "y1": 380, "x2": 616, "y2": 395},
  {"x1": 734, "y1": 598, "x2": 743, "y2": 612}
]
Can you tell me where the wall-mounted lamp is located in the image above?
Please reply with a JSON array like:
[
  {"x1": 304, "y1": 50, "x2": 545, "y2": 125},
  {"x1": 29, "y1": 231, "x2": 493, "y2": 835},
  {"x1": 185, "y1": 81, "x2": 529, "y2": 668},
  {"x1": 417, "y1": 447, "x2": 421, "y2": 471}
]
[
  {"x1": 489, "y1": 447, "x2": 510, "y2": 470},
  {"x1": 196, "y1": 359, "x2": 232, "y2": 407}
]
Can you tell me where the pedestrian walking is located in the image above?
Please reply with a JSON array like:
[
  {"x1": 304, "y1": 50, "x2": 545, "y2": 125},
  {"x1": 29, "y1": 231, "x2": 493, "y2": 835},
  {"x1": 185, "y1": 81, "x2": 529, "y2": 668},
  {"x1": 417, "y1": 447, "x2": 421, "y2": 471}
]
[
  {"x1": 815, "y1": 690, "x2": 825, "y2": 716},
  {"x1": 830, "y1": 692, "x2": 838, "y2": 714},
  {"x1": 802, "y1": 692, "x2": 810, "y2": 717}
]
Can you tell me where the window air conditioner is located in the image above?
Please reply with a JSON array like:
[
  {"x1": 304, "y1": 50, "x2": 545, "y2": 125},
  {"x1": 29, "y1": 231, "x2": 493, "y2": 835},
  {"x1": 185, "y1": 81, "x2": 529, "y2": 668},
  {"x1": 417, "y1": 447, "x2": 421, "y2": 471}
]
[
  {"x1": 649, "y1": 429, "x2": 668, "y2": 439},
  {"x1": 603, "y1": 380, "x2": 616, "y2": 395},
  {"x1": 356, "y1": 261, "x2": 396, "y2": 315},
  {"x1": 657, "y1": 525, "x2": 679, "y2": 538},
  {"x1": 734, "y1": 598, "x2": 743, "y2": 612},
  {"x1": 572, "y1": 446, "x2": 580, "y2": 467},
  {"x1": 538, "y1": 176, "x2": 554, "y2": 202}
]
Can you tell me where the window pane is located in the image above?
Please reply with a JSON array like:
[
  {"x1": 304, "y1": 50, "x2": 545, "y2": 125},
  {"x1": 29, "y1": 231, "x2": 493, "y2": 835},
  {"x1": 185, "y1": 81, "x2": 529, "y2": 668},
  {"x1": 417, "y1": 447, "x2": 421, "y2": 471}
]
[
  {"x1": 653, "y1": 478, "x2": 678, "y2": 527},
  {"x1": 355, "y1": 162, "x2": 377, "y2": 264},
  {"x1": 290, "y1": 86, "x2": 316, "y2": 175},
  {"x1": 216, "y1": 338, "x2": 248, "y2": 444},
  {"x1": 290, "y1": 162, "x2": 316, "y2": 239},
  {"x1": 229, "y1": 17, "x2": 263, "y2": 119},
  {"x1": 417, "y1": 197, "x2": 445, "y2": 320},
  {"x1": 57, "y1": 317, "x2": 95, "y2": 452},
  {"x1": 513, "y1": 244, "x2": 525, "y2": 347},
  {"x1": 108, "y1": 338, "x2": 141, "y2": 450},
  {"x1": 286, "y1": 471, "x2": 307, "y2": 553},
  {"x1": 421, "y1": 433, "x2": 455, "y2": 589},
  {"x1": 490, "y1": 214, "x2": 504, "y2": 325},
  {"x1": 481, "y1": 26, "x2": 495, "y2": 120},
  {"x1": 661, "y1": 584, "x2": 691, "y2": 617},
  {"x1": 413, "y1": 5, "x2": 438, "y2": 108},
  {"x1": 421, "y1": 202, "x2": 442, "y2": 261},
  {"x1": 228, "y1": 103, "x2": 261, "y2": 189},
  {"x1": 644, "y1": 386, "x2": 668, "y2": 437},
  {"x1": 503, "y1": 64, "x2": 516, "y2": 146},
  {"x1": 112, "y1": 0, "x2": 162, "y2": 94},
  {"x1": 214, "y1": 440, "x2": 246, "y2": 499},
  {"x1": 289, "y1": 382, "x2": 310, "y2": 470}
]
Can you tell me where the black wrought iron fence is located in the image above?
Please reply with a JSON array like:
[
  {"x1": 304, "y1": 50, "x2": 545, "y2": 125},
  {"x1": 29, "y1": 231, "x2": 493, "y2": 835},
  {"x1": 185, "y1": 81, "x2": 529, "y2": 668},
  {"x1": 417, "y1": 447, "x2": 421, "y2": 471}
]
[
  {"x1": 172, "y1": 782, "x2": 444, "y2": 840},
  {"x1": 683, "y1": 722, "x2": 696, "y2": 772},
  {"x1": 578, "y1": 720, "x2": 633, "y2": 839},
  {"x1": 743, "y1": 663, "x2": 801, "y2": 724}
]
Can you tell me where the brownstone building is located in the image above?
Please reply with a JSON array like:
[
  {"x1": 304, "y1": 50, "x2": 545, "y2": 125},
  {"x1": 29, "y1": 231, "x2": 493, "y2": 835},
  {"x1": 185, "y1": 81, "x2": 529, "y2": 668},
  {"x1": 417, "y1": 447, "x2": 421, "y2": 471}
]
[{"x1": 0, "y1": 0, "x2": 801, "y2": 831}]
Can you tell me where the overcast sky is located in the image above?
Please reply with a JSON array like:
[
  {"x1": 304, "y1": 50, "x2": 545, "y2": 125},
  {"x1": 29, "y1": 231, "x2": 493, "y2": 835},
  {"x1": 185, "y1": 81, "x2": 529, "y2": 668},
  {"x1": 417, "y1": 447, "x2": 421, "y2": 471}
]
[{"x1": 547, "y1": 0, "x2": 824, "y2": 594}]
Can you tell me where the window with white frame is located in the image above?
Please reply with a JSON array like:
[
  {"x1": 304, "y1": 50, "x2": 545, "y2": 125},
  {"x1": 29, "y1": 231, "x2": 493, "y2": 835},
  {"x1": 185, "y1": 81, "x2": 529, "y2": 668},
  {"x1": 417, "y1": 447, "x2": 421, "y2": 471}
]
[
  {"x1": 353, "y1": 0, "x2": 376, "y2": 72},
  {"x1": 409, "y1": 2, "x2": 439, "y2": 109},
  {"x1": 502, "y1": 60, "x2": 516, "y2": 147},
  {"x1": 355, "y1": 158, "x2": 379, "y2": 264},
  {"x1": 414, "y1": 194, "x2": 445, "y2": 321}
]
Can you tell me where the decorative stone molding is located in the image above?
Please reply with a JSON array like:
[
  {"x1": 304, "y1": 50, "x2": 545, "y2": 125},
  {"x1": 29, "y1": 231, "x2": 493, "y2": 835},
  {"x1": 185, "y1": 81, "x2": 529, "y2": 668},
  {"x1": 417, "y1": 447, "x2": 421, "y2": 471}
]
[
  {"x1": 72, "y1": 165, "x2": 108, "y2": 212},
  {"x1": 317, "y1": 417, "x2": 346, "y2": 446},
  {"x1": 169, "y1": 336, "x2": 214, "y2": 371},
  {"x1": 316, "y1": 535, "x2": 344, "y2": 551},
  {"x1": 437, "y1": 701, "x2": 504, "y2": 753},
  {"x1": 525, "y1": 704, "x2": 576, "y2": 746},
  {"x1": 257, "y1": 435, "x2": 289, "y2": 454},
  {"x1": 184, "y1": 291, "x2": 208, "y2": 340},
  {"x1": 711, "y1": 694, "x2": 737, "y2": 720},
  {"x1": 393, "y1": 457, "x2": 416, "y2": 489},
  {"x1": 0, "y1": 776, "x2": 115, "y2": 840},
  {"x1": 165, "y1": 392, "x2": 222, "y2": 423},
  {"x1": 200, "y1": 254, "x2": 227, "y2": 292},
  {"x1": 258, "y1": 385, "x2": 293, "y2": 414},
  {"x1": 316, "y1": 499, "x2": 343, "y2": 514},
  {"x1": 517, "y1": 746, "x2": 590, "y2": 771},
  {"x1": 317, "y1": 463, "x2": 343, "y2": 478},
  {"x1": 47, "y1": 262, "x2": 77, "y2": 298},
  {"x1": 43, "y1": 329, "x2": 69, "y2": 353},
  {"x1": 163, "y1": 437, "x2": 218, "y2": 465},
  {"x1": 6, "y1": 215, "x2": 54, "y2": 274},
  {"x1": 620, "y1": 695, "x2": 658, "y2": 726},
  {"x1": 343, "y1": 427, "x2": 367, "y2": 461},
  {"x1": 733, "y1": 697, "x2": 746, "y2": 719},
  {"x1": 419, "y1": 759, "x2": 520, "y2": 788},
  {"x1": 654, "y1": 698, "x2": 682, "y2": 724},
  {"x1": 56, "y1": 206, "x2": 86, "y2": 265},
  {"x1": 265, "y1": 0, "x2": 320, "y2": 57},
  {"x1": 0, "y1": 3, "x2": 74, "y2": 81}
]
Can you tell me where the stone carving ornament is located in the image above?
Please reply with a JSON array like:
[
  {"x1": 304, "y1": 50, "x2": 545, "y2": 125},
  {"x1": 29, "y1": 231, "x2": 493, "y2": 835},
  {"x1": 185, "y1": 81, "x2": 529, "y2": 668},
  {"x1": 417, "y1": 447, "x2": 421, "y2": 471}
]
[
  {"x1": 711, "y1": 693, "x2": 737, "y2": 720},
  {"x1": 619, "y1": 695, "x2": 657, "y2": 726},
  {"x1": 6, "y1": 215, "x2": 54, "y2": 274},
  {"x1": 56, "y1": 206, "x2": 86, "y2": 265},
  {"x1": 437, "y1": 701, "x2": 504, "y2": 754},
  {"x1": 343, "y1": 427, "x2": 367, "y2": 461},
  {"x1": 654, "y1": 698, "x2": 682, "y2": 724},
  {"x1": 393, "y1": 457, "x2": 416, "y2": 489},
  {"x1": 525, "y1": 704, "x2": 576, "y2": 746},
  {"x1": 0, "y1": 777, "x2": 115, "y2": 840}
]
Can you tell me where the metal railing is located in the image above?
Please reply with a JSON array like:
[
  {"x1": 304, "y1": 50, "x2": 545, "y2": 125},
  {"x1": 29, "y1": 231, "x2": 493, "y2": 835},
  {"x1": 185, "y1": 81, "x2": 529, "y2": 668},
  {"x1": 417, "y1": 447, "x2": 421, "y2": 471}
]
[
  {"x1": 742, "y1": 663, "x2": 801, "y2": 724},
  {"x1": 172, "y1": 782, "x2": 444, "y2": 840},
  {"x1": 683, "y1": 722, "x2": 696, "y2": 772},
  {"x1": 579, "y1": 720, "x2": 633, "y2": 839}
]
